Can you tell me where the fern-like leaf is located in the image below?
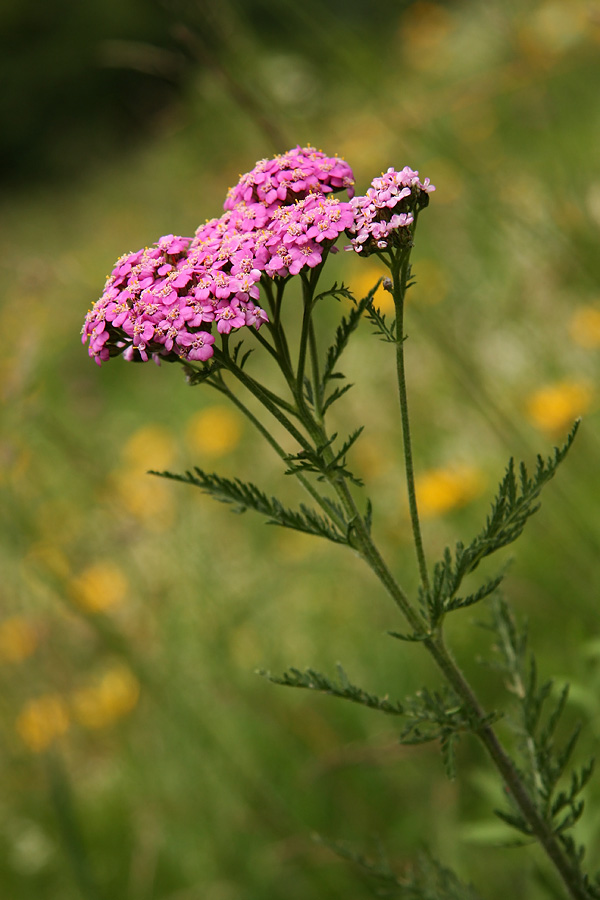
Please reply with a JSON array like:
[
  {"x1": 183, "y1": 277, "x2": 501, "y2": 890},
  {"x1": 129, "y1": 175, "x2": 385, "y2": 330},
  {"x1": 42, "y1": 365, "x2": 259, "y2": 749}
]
[
  {"x1": 365, "y1": 300, "x2": 399, "y2": 343},
  {"x1": 284, "y1": 427, "x2": 364, "y2": 486},
  {"x1": 260, "y1": 665, "x2": 406, "y2": 716},
  {"x1": 322, "y1": 381, "x2": 355, "y2": 415},
  {"x1": 183, "y1": 357, "x2": 224, "y2": 385},
  {"x1": 322, "y1": 282, "x2": 380, "y2": 384},
  {"x1": 313, "y1": 281, "x2": 355, "y2": 306},
  {"x1": 424, "y1": 423, "x2": 579, "y2": 627},
  {"x1": 486, "y1": 595, "x2": 596, "y2": 877},
  {"x1": 151, "y1": 468, "x2": 349, "y2": 544}
]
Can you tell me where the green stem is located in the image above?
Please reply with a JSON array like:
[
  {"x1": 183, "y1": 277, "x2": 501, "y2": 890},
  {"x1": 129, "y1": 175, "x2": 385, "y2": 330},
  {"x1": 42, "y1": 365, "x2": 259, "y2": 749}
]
[
  {"x1": 248, "y1": 324, "x2": 282, "y2": 365},
  {"x1": 391, "y1": 250, "x2": 430, "y2": 594},
  {"x1": 296, "y1": 276, "x2": 314, "y2": 398},
  {"x1": 208, "y1": 374, "x2": 348, "y2": 536},
  {"x1": 428, "y1": 640, "x2": 591, "y2": 900},
  {"x1": 308, "y1": 319, "x2": 323, "y2": 420},
  {"x1": 262, "y1": 276, "x2": 294, "y2": 379},
  {"x1": 212, "y1": 347, "x2": 308, "y2": 443}
]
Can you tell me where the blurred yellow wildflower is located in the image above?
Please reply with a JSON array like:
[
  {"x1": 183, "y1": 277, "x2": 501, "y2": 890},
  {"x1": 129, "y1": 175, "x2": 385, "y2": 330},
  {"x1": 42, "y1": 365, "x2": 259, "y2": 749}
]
[
  {"x1": 526, "y1": 380, "x2": 593, "y2": 435},
  {"x1": 411, "y1": 258, "x2": 448, "y2": 305},
  {"x1": 416, "y1": 465, "x2": 485, "y2": 518},
  {"x1": 69, "y1": 562, "x2": 128, "y2": 613},
  {"x1": 108, "y1": 424, "x2": 178, "y2": 531},
  {"x1": 569, "y1": 307, "x2": 600, "y2": 348},
  {"x1": 452, "y1": 101, "x2": 498, "y2": 145},
  {"x1": 71, "y1": 665, "x2": 140, "y2": 730},
  {"x1": 109, "y1": 466, "x2": 175, "y2": 529},
  {"x1": 276, "y1": 528, "x2": 318, "y2": 562},
  {"x1": 349, "y1": 261, "x2": 388, "y2": 307},
  {"x1": 122, "y1": 424, "x2": 177, "y2": 471},
  {"x1": 0, "y1": 441, "x2": 31, "y2": 486},
  {"x1": 0, "y1": 617, "x2": 39, "y2": 663},
  {"x1": 16, "y1": 694, "x2": 70, "y2": 752},
  {"x1": 186, "y1": 406, "x2": 242, "y2": 458}
]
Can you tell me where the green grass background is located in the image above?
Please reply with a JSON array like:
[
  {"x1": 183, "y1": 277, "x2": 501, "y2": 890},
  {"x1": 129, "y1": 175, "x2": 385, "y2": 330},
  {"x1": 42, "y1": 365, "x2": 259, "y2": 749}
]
[{"x1": 2, "y1": 1, "x2": 600, "y2": 897}]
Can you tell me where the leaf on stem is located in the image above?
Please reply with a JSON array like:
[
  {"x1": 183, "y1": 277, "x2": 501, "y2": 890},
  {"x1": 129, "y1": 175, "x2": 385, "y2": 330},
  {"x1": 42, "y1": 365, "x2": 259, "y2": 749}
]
[
  {"x1": 230, "y1": 339, "x2": 254, "y2": 370},
  {"x1": 284, "y1": 427, "x2": 365, "y2": 487},
  {"x1": 321, "y1": 381, "x2": 354, "y2": 415},
  {"x1": 151, "y1": 468, "x2": 349, "y2": 544},
  {"x1": 313, "y1": 281, "x2": 356, "y2": 305},
  {"x1": 322, "y1": 282, "x2": 379, "y2": 385},
  {"x1": 486, "y1": 596, "x2": 597, "y2": 879},
  {"x1": 263, "y1": 666, "x2": 498, "y2": 779},
  {"x1": 260, "y1": 665, "x2": 406, "y2": 716},
  {"x1": 183, "y1": 358, "x2": 224, "y2": 385},
  {"x1": 423, "y1": 423, "x2": 579, "y2": 628},
  {"x1": 388, "y1": 629, "x2": 431, "y2": 643},
  {"x1": 300, "y1": 281, "x2": 380, "y2": 415},
  {"x1": 364, "y1": 292, "x2": 402, "y2": 343},
  {"x1": 393, "y1": 686, "x2": 498, "y2": 779}
]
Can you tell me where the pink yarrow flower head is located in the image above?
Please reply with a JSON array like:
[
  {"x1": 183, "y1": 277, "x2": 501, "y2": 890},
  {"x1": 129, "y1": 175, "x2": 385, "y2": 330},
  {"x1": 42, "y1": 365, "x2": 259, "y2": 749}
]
[
  {"x1": 264, "y1": 194, "x2": 355, "y2": 277},
  {"x1": 82, "y1": 238, "x2": 191, "y2": 365},
  {"x1": 346, "y1": 166, "x2": 435, "y2": 256},
  {"x1": 224, "y1": 146, "x2": 355, "y2": 213},
  {"x1": 83, "y1": 146, "x2": 357, "y2": 369},
  {"x1": 82, "y1": 232, "x2": 270, "y2": 367}
]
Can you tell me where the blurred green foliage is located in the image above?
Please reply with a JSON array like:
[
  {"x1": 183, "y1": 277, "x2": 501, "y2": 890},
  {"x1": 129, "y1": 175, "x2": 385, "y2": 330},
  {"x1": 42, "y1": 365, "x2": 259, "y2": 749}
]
[
  {"x1": 2, "y1": 0, "x2": 600, "y2": 898},
  {"x1": 0, "y1": 0, "x2": 413, "y2": 184}
]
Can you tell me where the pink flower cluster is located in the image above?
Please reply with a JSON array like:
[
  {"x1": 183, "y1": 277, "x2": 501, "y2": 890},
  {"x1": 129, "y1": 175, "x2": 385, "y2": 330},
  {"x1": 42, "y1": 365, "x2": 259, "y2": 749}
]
[
  {"x1": 225, "y1": 146, "x2": 354, "y2": 211},
  {"x1": 347, "y1": 167, "x2": 435, "y2": 256},
  {"x1": 82, "y1": 146, "x2": 355, "y2": 365}
]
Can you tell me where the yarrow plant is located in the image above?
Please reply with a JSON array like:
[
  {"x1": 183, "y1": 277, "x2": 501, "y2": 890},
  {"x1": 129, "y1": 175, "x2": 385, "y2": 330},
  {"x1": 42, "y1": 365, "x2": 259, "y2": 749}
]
[{"x1": 83, "y1": 146, "x2": 598, "y2": 899}]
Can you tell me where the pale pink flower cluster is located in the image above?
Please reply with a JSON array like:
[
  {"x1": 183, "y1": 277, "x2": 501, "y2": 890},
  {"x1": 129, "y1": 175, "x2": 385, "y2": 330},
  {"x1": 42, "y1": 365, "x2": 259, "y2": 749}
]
[
  {"x1": 347, "y1": 166, "x2": 435, "y2": 256},
  {"x1": 82, "y1": 146, "x2": 355, "y2": 365}
]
